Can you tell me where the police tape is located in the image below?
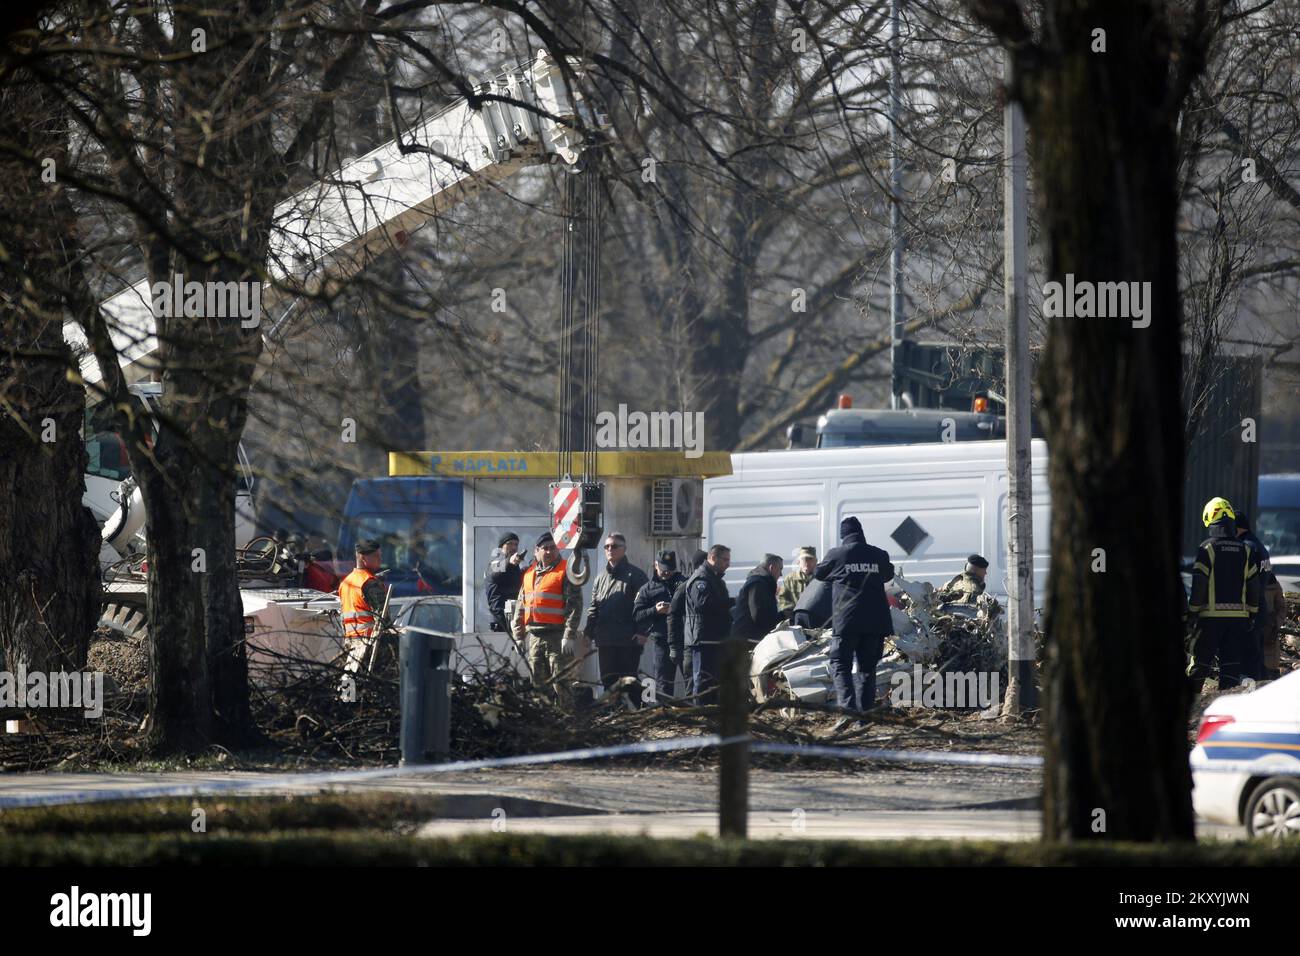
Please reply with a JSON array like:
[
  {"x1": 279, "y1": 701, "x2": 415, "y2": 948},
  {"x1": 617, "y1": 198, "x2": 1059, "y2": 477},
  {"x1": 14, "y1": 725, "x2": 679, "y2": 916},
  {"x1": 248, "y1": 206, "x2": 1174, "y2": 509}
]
[
  {"x1": 0, "y1": 734, "x2": 1290, "y2": 810},
  {"x1": 0, "y1": 736, "x2": 733, "y2": 810},
  {"x1": 750, "y1": 741, "x2": 1043, "y2": 768}
]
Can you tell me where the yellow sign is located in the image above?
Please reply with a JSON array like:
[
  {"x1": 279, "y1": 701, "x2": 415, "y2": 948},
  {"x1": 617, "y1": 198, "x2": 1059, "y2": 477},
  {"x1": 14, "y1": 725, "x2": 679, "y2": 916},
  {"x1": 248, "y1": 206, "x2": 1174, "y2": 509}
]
[{"x1": 389, "y1": 450, "x2": 732, "y2": 479}]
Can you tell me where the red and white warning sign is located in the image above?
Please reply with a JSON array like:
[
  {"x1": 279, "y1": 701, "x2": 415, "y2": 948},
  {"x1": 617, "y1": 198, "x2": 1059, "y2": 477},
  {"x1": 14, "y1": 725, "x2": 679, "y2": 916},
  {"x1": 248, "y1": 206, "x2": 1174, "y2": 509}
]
[{"x1": 549, "y1": 482, "x2": 583, "y2": 550}]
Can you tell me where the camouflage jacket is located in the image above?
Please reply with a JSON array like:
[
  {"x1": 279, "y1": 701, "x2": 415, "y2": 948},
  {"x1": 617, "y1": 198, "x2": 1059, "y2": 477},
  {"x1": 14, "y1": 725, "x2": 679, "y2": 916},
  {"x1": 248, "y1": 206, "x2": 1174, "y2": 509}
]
[
  {"x1": 937, "y1": 570, "x2": 985, "y2": 605},
  {"x1": 778, "y1": 570, "x2": 812, "y2": 613}
]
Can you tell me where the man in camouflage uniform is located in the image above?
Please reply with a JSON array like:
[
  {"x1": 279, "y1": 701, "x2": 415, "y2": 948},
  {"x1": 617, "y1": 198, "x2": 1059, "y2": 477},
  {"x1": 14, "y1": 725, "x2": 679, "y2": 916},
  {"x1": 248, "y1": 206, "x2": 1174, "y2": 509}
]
[
  {"x1": 937, "y1": 554, "x2": 989, "y2": 605},
  {"x1": 512, "y1": 532, "x2": 584, "y2": 698},
  {"x1": 778, "y1": 546, "x2": 818, "y2": 618}
]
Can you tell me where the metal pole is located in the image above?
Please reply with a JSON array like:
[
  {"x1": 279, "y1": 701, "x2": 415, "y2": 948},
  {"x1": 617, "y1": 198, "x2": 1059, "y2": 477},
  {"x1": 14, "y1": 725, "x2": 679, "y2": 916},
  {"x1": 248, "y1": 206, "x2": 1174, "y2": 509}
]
[
  {"x1": 718, "y1": 637, "x2": 749, "y2": 838},
  {"x1": 888, "y1": 0, "x2": 904, "y2": 410},
  {"x1": 1002, "y1": 49, "x2": 1037, "y2": 714}
]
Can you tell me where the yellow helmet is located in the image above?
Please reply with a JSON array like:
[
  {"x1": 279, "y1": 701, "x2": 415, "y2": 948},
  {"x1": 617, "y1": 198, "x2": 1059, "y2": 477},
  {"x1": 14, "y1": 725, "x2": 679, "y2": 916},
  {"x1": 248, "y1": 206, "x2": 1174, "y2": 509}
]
[{"x1": 1202, "y1": 496, "x2": 1235, "y2": 527}]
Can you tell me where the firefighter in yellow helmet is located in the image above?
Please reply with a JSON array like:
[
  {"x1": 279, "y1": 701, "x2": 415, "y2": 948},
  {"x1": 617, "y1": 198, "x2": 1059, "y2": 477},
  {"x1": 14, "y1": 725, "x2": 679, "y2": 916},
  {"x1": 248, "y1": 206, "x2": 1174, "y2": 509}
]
[{"x1": 1188, "y1": 498, "x2": 1261, "y2": 694}]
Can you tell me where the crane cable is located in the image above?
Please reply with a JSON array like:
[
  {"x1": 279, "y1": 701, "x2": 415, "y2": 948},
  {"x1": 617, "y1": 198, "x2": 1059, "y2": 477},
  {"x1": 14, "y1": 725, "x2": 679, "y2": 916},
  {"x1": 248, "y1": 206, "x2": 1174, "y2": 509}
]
[
  {"x1": 556, "y1": 164, "x2": 600, "y2": 586},
  {"x1": 557, "y1": 170, "x2": 576, "y2": 483},
  {"x1": 584, "y1": 167, "x2": 601, "y2": 484},
  {"x1": 556, "y1": 165, "x2": 601, "y2": 484}
]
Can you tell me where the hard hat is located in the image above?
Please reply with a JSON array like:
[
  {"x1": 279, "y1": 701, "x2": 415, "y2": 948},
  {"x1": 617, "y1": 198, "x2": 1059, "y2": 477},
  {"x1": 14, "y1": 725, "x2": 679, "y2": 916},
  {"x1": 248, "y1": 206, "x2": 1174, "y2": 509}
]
[{"x1": 1202, "y1": 497, "x2": 1235, "y2": 528}]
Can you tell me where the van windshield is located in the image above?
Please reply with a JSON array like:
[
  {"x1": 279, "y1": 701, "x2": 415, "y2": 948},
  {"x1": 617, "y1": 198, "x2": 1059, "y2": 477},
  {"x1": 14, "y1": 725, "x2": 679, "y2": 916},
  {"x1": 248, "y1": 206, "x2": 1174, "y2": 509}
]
[
  {"x1": 348, "y1": 513, "x2": 462, "y2": 593},
  {"x1": 1257, "y1": 507, "x2": 1300, "y2": 555}
]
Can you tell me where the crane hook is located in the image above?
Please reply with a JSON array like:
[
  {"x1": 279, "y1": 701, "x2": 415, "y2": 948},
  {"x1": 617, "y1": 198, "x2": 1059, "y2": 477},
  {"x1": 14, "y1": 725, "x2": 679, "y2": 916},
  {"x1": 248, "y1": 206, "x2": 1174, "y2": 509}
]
[{"x1": 566, "y1": 548, "x2": 590, "y2": 586}]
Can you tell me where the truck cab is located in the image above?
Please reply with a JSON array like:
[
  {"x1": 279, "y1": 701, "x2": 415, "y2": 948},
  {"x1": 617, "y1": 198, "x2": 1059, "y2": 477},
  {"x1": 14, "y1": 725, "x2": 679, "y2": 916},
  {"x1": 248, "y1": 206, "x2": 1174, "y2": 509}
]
[
  {"x1": 336, "y1": 477, "x2": 465, "y2": 602},
  {"x1": 815, "y1": 405, "x2": 1006, "y2": 447}
]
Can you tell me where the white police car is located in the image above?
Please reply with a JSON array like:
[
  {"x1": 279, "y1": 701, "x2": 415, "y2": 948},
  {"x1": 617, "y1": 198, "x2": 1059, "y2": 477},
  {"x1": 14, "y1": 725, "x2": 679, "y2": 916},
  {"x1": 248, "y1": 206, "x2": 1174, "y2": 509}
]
[{"x1": 1191, "y1": 669, "x2": 1300, "y2": 840}]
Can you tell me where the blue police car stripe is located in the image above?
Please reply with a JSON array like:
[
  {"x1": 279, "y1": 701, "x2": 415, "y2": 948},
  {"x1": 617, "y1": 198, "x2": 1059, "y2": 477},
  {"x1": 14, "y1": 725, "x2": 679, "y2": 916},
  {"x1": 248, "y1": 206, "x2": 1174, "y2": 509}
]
[{"x1": 1201, "y1": 729, "x2": 1300, "y2": 762}]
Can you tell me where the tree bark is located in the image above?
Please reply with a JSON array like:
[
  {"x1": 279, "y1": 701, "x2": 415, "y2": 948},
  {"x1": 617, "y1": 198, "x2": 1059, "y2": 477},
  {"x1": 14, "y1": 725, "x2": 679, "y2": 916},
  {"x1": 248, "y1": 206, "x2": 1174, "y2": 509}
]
[
  {"x1": 0, "y1": 75, "x2": 101, "y2": 676},
  {"x1": 967, "y1": 1, "x2": 1205, "y2": 841},
  {"x1": 130, "y1": 2, "x2": 278, "y2": 751}
]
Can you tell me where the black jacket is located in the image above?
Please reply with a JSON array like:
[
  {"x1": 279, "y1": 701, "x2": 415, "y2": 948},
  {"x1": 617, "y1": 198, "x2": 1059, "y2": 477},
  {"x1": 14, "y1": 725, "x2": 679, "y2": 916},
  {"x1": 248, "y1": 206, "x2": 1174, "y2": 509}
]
[
  {"x1": 685, "y1": 563, "x2": 732, "y2": 647},
  {"x1": 668, "y1": 578, "x2": 690, "y2": 658},
  {"x1": 732, "y1": 568, "x2": 781, "y2": 642},
  {"x1": 633, "y1": 572, "x2": 686, "y2": 645},
  {"x1": 485, "y1": 556, "x2": 524, "y2": 618},
  {"x1": 583, "y1": 559, "x2": 650, "y2": 645},
  {"x1": 791, "y1": 577, "x2": 832, "y2": 630},
  {"x1": 813, "y1": 516, "x2": 894, "y2": 636},
  {"x1": 1239, "y1": 531, "x2": 1277, "y2": 588},
  {"x1": 1240, "y1": 530, "x2": 1277, "y2": 629}
]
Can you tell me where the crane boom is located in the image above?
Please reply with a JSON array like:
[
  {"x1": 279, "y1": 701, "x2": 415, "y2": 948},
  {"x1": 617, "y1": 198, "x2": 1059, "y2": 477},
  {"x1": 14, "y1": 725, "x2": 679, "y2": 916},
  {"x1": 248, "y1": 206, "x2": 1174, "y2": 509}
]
[{"x1": 66, "y1": 50, "x2": 594, "y2": 384}]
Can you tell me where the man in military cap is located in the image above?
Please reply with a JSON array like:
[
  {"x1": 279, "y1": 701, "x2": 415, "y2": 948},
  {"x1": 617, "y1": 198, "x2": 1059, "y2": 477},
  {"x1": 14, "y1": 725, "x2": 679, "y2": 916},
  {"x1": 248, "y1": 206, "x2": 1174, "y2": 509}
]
[
  {"x1": 512, "y1": 532, "x2": 584, "y2": 696},
  {"x1": 337, "y1": 538, "x2": 391, "y2": 695},
  {"x1": 937, "y1": 554, "x2": 989, "y2": 605},
  {"x1": 778, "y1": 546, "x2": 818, "y2": 618}
]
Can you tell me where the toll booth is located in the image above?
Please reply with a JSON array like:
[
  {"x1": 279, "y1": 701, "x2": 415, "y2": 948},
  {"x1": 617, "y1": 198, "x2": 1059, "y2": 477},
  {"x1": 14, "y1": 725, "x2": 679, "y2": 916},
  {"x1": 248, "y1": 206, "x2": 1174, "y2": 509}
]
[{"x1": 388, "y1": 450, "x2": 731, "y2": 698}]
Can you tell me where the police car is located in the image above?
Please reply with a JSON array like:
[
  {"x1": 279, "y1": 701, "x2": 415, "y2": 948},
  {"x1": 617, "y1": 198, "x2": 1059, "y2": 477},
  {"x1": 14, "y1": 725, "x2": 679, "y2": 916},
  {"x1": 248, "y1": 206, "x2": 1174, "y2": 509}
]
[{"x1": 1191, "y1": 669, "x2": 1300, "y2": 840}]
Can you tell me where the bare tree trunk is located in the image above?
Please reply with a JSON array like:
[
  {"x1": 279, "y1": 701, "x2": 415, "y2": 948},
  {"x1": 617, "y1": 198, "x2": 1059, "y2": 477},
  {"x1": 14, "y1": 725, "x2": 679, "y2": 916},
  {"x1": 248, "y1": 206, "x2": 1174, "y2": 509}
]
[
  {"x1": 133, "y1": 3, "x2": 278, "y2": 751},
  {"x1": 0, "y1": 75, "x2": 101, "y2": 676},
  {"x1": 968, "y1": 0, "x2": 1207, "y2": 841}
]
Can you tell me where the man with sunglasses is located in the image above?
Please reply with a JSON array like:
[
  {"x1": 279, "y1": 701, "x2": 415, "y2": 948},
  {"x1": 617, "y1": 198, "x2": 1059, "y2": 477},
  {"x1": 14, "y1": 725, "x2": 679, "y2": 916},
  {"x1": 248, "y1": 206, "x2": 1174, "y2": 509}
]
[{"x1": 583, "y1": 533, "x2": 649, "y2": 707}]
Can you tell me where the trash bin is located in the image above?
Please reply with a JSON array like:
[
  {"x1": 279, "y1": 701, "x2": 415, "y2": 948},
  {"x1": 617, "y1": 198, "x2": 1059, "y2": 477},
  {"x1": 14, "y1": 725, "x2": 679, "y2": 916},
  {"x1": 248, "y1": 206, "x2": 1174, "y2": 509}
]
[{"x1": 399, "y1": 627, "x2": 457, "y2": 764}]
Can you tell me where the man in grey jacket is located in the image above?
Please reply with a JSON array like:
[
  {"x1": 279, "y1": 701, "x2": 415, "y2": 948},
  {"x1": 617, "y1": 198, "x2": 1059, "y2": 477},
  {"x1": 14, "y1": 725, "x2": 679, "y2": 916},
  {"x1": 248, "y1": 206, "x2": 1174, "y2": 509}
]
[{"x1": 583, "y1": 532, "x2": 650, "y2": 706}]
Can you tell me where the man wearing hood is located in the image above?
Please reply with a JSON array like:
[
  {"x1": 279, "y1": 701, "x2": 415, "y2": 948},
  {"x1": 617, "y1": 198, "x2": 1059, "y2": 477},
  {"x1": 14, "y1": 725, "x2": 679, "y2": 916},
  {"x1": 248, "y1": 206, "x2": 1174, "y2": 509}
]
[
  {"x1": 732, "y1": 553, "x2": 784, "y2": 645},
  {"x1": 1188, "y1": 497, "x2": 1261, "y2": 693},
  {"x1": 814, "y1": 516, "x2": 895, "y2": 715}
]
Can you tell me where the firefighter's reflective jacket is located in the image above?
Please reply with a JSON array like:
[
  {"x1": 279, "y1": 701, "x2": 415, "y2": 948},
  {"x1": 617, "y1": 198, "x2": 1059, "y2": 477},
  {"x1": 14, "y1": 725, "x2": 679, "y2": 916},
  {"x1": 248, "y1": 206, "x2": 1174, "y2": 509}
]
[{"x1": 1189, "y1": 523, "x2": 1260, "y2": 620}]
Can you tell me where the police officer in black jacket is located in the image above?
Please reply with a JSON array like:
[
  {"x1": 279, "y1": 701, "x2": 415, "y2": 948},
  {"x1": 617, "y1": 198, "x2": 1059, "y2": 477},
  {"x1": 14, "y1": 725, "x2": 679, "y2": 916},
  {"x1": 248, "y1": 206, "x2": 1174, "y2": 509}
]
[
  {"x1": 791, "y1": 577, "x2": 832, "y2": 630},
  {"x1": 633, "y1": 550, "x2": 687, "y2": 699},
  {"x1": 732, "y1": 553, "x2": 784, "y2": 645},
  {"x1": 814, "y1": 516, "x2": 894, "y2": 713},
  {"x1": 685, "y1": 545, "x2": 733, "y2": 703},
  {"x1": 1236, "y1": 510, "x2": 1281, "y2": 680},
  {"x1": 669, "y1": 549, "x2": 708, "y2": 694}
]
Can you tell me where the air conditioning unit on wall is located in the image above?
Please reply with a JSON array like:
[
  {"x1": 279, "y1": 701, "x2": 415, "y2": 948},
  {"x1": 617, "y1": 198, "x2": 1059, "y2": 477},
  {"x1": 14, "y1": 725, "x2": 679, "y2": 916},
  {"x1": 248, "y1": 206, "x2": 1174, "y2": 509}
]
[{"x1": 649, "y1": 478, "x2": 702, "y2": 536}]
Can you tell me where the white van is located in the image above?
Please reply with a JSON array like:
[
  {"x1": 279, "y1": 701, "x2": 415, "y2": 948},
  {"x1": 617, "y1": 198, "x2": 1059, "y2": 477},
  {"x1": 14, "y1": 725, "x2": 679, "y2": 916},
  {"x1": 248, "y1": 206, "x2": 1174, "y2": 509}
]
[{"x1": 703, "y1": 439, "x2": 1050, "y2": 602}]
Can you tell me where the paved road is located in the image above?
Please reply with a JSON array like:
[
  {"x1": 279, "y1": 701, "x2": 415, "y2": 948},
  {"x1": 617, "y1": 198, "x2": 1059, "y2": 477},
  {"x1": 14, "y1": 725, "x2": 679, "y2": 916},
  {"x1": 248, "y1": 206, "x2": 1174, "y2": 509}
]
[
  {"x1": 0, "y1": 763, "x2": 1035, "y2": 809},
  {"x1": 0, "y1": 762, "x2": 1244, "y2": 840},
  {"x1": 417, "y1": 808, "x2": 1044, "y2": 840}
]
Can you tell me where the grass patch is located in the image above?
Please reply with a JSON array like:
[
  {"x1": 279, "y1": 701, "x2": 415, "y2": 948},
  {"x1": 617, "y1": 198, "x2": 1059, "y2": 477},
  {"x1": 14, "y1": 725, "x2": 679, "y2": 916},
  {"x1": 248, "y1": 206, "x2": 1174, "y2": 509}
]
[
  {"x1": 0, "y1": 792, "x2": 447, "y2": 836},
  {"x1": 2, "y1": 794, "x2": 1299, "y2": 866},
  {"x1": 2, "y1": 831, "x2": 1299, "y2": 867}
]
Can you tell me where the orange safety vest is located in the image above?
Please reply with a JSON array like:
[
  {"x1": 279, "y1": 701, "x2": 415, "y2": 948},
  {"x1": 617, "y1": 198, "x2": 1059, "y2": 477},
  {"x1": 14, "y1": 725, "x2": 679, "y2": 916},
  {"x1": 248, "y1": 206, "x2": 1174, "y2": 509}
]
[
  {"x1": 522, "y1": 558, "x2": 568, "y2": 628},
  {"x1": 339, "y1": 567, "x2": 379, "y2": 639}
]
